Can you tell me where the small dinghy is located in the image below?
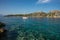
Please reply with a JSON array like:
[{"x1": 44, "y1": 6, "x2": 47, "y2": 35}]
[{"x1": 22, "y1": 17, "x2": 28, "y2": 19}]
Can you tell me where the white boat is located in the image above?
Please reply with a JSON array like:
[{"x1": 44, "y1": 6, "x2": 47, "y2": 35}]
[{"x1": 22, "y1": 17, "x2": 28, "y2": 19}]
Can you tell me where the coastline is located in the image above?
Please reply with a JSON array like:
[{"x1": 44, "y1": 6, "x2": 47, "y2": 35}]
[{"x1": 4, "y1": 10, "x2": 60, "y2": 18}]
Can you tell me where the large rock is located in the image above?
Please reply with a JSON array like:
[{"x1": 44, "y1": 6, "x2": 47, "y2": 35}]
[
  {"x1": 0, "y1": 22, "x2": 5, "y2": 28},
  {"x1": 0, "y1": 22, "x2": 7, "y2": 40}
]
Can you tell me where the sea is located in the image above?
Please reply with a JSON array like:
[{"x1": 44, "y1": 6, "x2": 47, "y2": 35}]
[{"x1": 0, "y1": 16, "x2": 60, "y2": 40}]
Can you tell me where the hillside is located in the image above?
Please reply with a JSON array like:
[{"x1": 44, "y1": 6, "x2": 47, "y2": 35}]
[
  {"x1": 5, "y1": 10, "x2": 60, "y2": 18},
  {"x1": 47, "y1": 10, "x2": 60, "y2": 18},
  {"x1": 5, "y1": 12, "x2": 47, "y2": 17}
]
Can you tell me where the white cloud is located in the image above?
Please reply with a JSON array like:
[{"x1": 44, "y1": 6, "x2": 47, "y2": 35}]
[{"x1": 37, "y1": 0, "x2": 50, "y2": 4}]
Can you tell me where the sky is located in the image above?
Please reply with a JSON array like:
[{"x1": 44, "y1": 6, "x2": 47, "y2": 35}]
[{"x1": 0, "y1": 0, "x2": 60, "y2": 15}]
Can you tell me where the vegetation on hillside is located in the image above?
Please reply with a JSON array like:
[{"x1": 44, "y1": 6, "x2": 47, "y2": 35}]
[{"x1": 5, "y1": 10, "x2": 60, "y2": 18}]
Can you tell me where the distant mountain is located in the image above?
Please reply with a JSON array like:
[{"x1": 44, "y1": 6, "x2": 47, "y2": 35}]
[
  {"x1": 5, "y1": 12, "x2": 47, "y2": 17},
  {"x1": 0, "y1": 15, "x2": 3, "y2": 17},
  {"x1": 0, "y1": 14, "x2": 4, "y2": 17},
  {"x1": 5, "y1": 10, "x2": 60, "y2": 18}
]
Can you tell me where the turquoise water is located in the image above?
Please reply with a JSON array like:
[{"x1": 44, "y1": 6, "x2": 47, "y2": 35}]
[{"x1": 0, "y1": 17, "x2": 60, "y2": 40}]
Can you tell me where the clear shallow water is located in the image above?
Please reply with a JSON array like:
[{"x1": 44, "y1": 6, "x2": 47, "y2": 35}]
[{"x1": 0, "y1": 17, "x2": 60, "y2": 40}]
